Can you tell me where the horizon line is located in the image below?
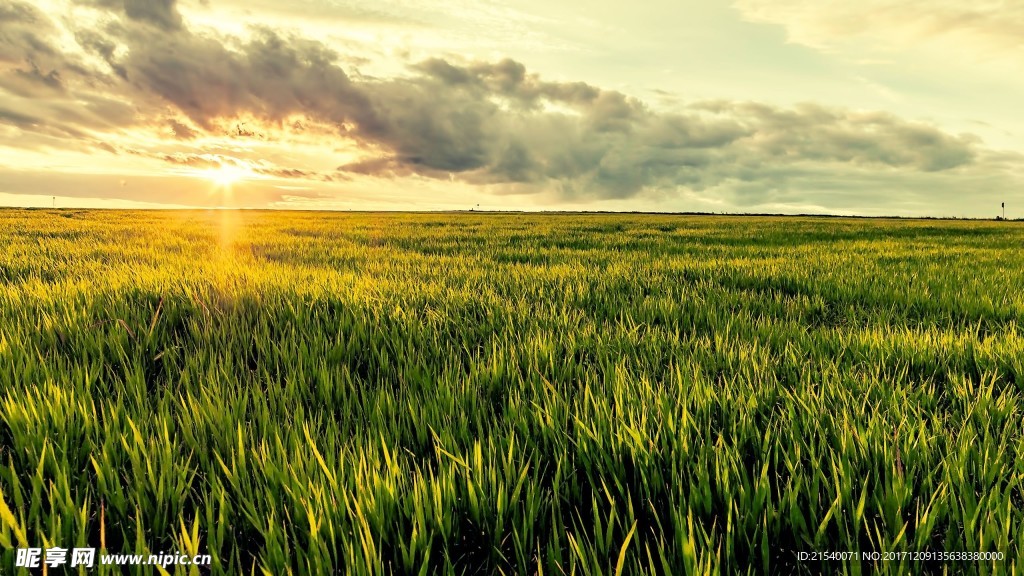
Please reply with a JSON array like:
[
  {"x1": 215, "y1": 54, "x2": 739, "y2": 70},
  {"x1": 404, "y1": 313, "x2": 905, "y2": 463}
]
[{"x1": 1, "y1": 205, "x2": 1019, "y2": 222}]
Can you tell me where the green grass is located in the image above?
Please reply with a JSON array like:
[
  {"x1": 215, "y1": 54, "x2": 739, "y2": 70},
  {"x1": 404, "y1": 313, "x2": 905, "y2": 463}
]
[{"x1": 0, "y1": 209, "x2": 1021, "y2": 575}]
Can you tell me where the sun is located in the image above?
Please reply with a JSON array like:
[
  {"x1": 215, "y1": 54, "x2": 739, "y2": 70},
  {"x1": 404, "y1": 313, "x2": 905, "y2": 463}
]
[
  {"x1": 207, "y1": 164, "x2": 254, "y2": 187},
  {"x1": 170, "y1": 154, "x2": 265, "y2": 189}
]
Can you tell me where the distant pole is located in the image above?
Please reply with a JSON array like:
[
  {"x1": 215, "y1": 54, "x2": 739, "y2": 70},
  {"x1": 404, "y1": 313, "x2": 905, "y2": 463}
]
[
  {"x1": 1002, "y1": 202, "x2": 1005, "y2": 219},
  {"x1": 52, "y1": 196, "x2": 55, "y2": 209}
]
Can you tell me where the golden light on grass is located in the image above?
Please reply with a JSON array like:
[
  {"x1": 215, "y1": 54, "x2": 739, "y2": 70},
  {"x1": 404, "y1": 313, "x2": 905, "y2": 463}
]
[
  {"x1": 167, "y1": 158, "x2": 259, "y2": 245},
  {"x1": 218, "y1": 206, "x2": 241, "y2": 251}
]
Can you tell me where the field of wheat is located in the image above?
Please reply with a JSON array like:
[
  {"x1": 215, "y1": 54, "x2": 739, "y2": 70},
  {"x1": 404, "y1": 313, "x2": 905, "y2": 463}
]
[{"x1": 0, "y1": 209, "x2": 1021, "y2": 574}]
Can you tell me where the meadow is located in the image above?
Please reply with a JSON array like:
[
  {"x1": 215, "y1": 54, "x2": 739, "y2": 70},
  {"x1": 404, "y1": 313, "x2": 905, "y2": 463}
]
[{"x1": 0, "y1": 209, "x2": 1021, "y2": 575}]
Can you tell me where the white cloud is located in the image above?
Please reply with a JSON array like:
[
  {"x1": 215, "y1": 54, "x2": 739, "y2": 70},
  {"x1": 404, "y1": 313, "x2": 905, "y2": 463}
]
[{"x1": 733, "y1": 0, "x2": 1024, "y2": 64}]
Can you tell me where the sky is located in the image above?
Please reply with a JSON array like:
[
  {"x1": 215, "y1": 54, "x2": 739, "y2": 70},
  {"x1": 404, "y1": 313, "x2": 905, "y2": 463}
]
[{"x1": 0, "y1": 0, "x2": 1022, "y2": 216}]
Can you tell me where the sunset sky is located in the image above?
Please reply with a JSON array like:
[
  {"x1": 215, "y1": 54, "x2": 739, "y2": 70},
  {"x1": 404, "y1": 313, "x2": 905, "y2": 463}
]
[{"x1": 1, "y1": 0, "x2": 1022, "y2": 215}]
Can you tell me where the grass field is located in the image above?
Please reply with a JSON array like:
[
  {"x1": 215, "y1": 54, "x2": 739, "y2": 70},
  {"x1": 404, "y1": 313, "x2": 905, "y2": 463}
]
[{"x1": 0, "y1": 209, "x2": 1022, "y2": 575}]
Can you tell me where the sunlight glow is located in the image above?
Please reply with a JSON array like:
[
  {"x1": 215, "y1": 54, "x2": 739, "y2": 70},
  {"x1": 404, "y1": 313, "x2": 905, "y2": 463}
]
[
  {"x1": 166, "y1": 158, "x2": 267, "y2": 208},
  {"x1": 172, "y1": 157, "x2": 264, "y2": 191},
  {"x1": 206, "y1": 164, "x2": 257, "y2": 187}
]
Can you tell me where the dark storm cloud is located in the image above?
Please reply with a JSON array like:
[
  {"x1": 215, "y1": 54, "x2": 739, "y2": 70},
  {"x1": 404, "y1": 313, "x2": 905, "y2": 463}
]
[{"x1": 0, "y1": 0, "x2": 1004, "y2": 203}]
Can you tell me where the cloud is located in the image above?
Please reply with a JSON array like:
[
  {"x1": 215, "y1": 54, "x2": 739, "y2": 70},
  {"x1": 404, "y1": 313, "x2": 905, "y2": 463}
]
[
  {"x1": 0, "y1": 168, "x2": 312, "y2": 207},
  {"x1": 0, "y1": 0, "x2": 1021, "y2": 212},
  {"x1": 0, "y1": 106, "x2": 42, "y2": 129},
  {"x1": 733, "y1": 0, "x2": 1024, "y2": 58},
  {"x1": 159, "y1": 152, "x2": 336, "y2": 182},
  {"x1": 411, "y1": 58, "x2": 602, "y2": 107},
  {"x1": 123, "y1": 0, "x2": 183, "y2": 31},
  {"x1": 74, "y1": 0, "x2": 183, "y2": 31},
  {"x1": 105, "y1": 23, "x2": 382, "y2": 134},
  {"x1": 0, "y1": 3, "x2": 58, "y2": 63},
  {"x1": 0, "y1": 3, "x2": 74, "y2": 96},
  {"x1": 168, "y1": 119, "x2": 197, "y2": 140},
  {"x1": 340, "y1": 68, "x2": 983, "y2": 197},
  {"x1": 161, "y1": 152, "x2": 227, "y2": 169}
]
